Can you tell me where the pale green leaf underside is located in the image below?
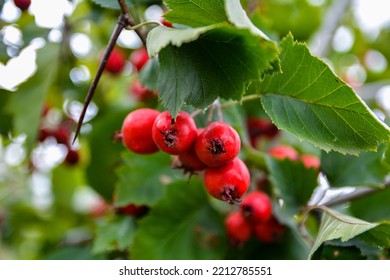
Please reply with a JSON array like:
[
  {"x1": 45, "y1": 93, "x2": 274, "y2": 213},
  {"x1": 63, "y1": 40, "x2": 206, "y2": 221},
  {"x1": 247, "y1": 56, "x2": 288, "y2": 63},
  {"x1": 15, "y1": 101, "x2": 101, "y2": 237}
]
[
  {"x1": 163, "y1": 0, "x2": 227, "y2": 27},
  {"x1": 261, "y1": 34, "x2": 390, "y2": 155},
  {"x1": 309, "y1": 208, "x2": 377, "y2": 259}
]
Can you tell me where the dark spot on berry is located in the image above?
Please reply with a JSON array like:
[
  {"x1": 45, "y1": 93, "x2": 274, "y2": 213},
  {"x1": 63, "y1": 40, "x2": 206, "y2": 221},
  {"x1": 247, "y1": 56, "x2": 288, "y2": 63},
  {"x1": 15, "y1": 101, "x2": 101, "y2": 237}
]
[
  {"x1": 221, "y1": 186, "x2": 241, "y2": 205},
  {"x1": 207, "y1": 138, "x2": 226, "y2": 155},
  {"x1": 160, "y1": 129, "x2": 177, "y2": 148}
]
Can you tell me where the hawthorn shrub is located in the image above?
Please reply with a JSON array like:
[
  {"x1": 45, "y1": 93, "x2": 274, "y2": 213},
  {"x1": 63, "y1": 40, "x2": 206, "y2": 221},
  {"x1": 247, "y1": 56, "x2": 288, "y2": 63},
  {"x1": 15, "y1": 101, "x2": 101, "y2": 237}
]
[{"x1": 1, "y1": 0, "x2": 390, "y2": 260}]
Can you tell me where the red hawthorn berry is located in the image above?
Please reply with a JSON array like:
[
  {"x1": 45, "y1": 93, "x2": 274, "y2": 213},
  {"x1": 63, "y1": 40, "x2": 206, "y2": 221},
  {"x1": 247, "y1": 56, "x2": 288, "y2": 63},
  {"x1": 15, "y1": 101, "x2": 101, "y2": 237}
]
[
  {"x1": 65, "y1": 148, "x2": 80, "y2": 165},
  {"x1": 268, "y1": 145, "x2": 299, "y2": 161},
  {"x1": 253, "y1": 216, "x2": 285, "y2": 243},
  {"x1": 105, "y1": 48, "x2": 126, "y2": 75},
  {"x1": 129, "y1": 47, "x2": 149, "y2": 72},
  {"x1": 225, "y1": 211, "x2": 252, "y2": 242},
  {"x1": 121, "y1": 108, "x2": 160, "y2": 154},
  {"x1": 240, "y1": 191, "x2": 272, "y2": 224},
  {"x1": 13, "y1": 0, "x2": 31, "y2": 11},
  {"x1": 301, "y1": 154, "x2": 320, "y2": 170},
  {"x1": 115, "y1": 204, "x2": 149, "y2": 217},
  {"x1": 161, "y1": 18, "x2": 173, "y2": 28},
  {"x1": 54, "y1": 125, "x2": 70, "y2": 145},
  {"x1": 38, "y1": 127, "x2": 54, "y2": 142},
  {"x1": 247, "y1": 117, "x2": 279, "y2": 139},
  {"x1": 129, "y1": 79, "x2": 156, "y2": 102},
  {"x1": 204, "y1": 157, "x2": 250, "y2": 204},
  {"x1": 176, "y1": 128, "x2": 207, "y2": 172},
  {"x1": 152, "y1": 111, "x2": 197, "y2": 155},
  {"x1": 195, "y1": 122, "x2": 241, "y2": 167}
]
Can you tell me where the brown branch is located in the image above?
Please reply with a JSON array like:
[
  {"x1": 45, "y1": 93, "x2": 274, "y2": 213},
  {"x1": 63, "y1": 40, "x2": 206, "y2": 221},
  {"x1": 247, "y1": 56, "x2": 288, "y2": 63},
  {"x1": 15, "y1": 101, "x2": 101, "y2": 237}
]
[
  {"x1": 72, "y1": 14, "x2": 126, "y2": 144},
  {"x1": 118, "y1": 0, "x2": 147, "y2": 46}
]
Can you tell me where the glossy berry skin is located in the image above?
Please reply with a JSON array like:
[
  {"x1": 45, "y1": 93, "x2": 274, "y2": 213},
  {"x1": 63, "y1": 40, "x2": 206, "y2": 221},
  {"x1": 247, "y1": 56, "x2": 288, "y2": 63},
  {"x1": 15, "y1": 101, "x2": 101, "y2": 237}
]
[
  {"x1": 301, "y1": 154, "x2": 320, "y2": 170},
  {"x1": 130, "y1": 48, "x2": 149, "y2": 72},
  {"x1": 204, "y1": 158, "x2": 250, "y2": 204},
  {"x1": 177, "y1": 129, "x2": 207, "y2": 172},
  {"x1": 225, "y1": 211, "x2": 252, "y2": 242},
  {"x1": 14, "y1": 0, "x2": 31, "y2": 11},
  {"x1": 105, "y1": 48, "x2": 126, "y2": 75},
  {"x1": 195, "y1": 122, "x2": 240, "y2": 167},
  {"x1": 240, "y1": 191, "x2": 272, "y2": 224},
  {"x1": 152, "y1": 111, "x2": 197, "y2": 155},
  {"x1": 122, "y1": 108, "x2": 160, "y2": 154},
  {"x1": 268, "y1": 145, "x2": 299, "y2": 161},
  {"x1": 253, "y1": 216, "x2": 285, "y2": 243}
]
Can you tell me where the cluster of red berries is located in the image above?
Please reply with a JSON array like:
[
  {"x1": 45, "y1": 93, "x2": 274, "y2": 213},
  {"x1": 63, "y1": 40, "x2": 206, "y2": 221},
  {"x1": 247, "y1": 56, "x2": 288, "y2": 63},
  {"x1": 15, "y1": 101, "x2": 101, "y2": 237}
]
[
  {"x1": 121, "y1": 108, "x2": 250, "y2": 204},
  {"x1": 104, "y1": 47, "x2": 149, "y2": 75},
  {"x1": 268, "y1": 144, "x2": 320, "y2": 170},
  {"x1": 13, "y1": 0, "x2": 31, "y2": 11},
  {"x1": 225, "y1": 191, "x2": 285, "y2": 244},
  {"x1": 37, "y1": 108, "x2": 79, "y2": 166}
]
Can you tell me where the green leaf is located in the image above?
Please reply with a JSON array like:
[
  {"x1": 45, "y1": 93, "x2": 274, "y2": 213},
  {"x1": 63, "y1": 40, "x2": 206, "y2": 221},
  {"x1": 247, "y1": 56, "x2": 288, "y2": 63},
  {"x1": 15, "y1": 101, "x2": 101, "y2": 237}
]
[
  {"x1": 266, "y1": 156, "x2": 318, "y2": 226},
  {"x1": 350, "y1": 187, "x2": 390, "y2": 222},
  {"x1": 163, "y1": 0, "x2": 227, "y2": 27},
  {"x1": 93, "y1": 216, "x2": 136, "y2": 254},
  {"x1": 5, "y1": 44, "x2": 59, "y2": 153},
  {"x1": 148, "y1": 24, "x2": 279, "y2": 117},
  {"x1": 321, "y1": 146, "x2": 389, "y2": 188},
  {"x1": 260, "y1": 34, "x2": 390, "y2": 155},
  {"x1": 0, "y1": 91, "x2": 13, "y2": 135},
  {"x1": 308, "y1": 208, "x2": 379, "y2": 259},
  {"x1": 115, "y1": 151, "x2": 176, "y2": 207},
  {"x1": 139, "y1": 57, "x2": 160, "y2": 90},
  {"x1": 359, "y1": 222, "x2": 390, "y2": 248},
  {"x1": 132, "y1": 178, "x2": 226, "y2": 259}
]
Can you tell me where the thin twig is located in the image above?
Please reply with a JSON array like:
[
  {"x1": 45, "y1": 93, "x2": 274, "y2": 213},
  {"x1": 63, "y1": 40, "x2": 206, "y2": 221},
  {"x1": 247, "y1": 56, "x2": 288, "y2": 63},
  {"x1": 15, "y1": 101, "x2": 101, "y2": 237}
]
[
  {"x1": 72, "y1": 14, "x2": 126, "y2": 144},
  {"x1": 118, "y1": 0, "x2": 147, "y2": 46}
]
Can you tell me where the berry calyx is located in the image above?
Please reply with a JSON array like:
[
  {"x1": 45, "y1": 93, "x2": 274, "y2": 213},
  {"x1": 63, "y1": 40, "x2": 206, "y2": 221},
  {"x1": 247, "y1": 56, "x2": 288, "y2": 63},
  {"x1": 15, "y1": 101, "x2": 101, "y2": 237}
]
[
  {"x1": 104, "y1": 48, "x2": 126, "y2": 75},
  {"x1": 253, "y1": 216, "x2": 285, "y2": 243},
  {"x1": 268, "y1": 145, "x2": 299, "y2": 161},
  {"x1": 13, "y1": 0, "x2": 31, "y2": 11},
  {"x1": 240, "y1": 191, "x2": 272, "y2": 224},
  {"x1": 225, "y1": 211, "x2": 252, "y2": 242},
  {"x1": 204, "y1": 158, "x2": 250, "y2": 204},
  {"x1": 195, "y1": 122, "x2": 241, "y2": 167},
  {"x1": 121, "y1": 108, "x2": 160, "y2": 154},
  {"x1": 129, "y1": 47, "x2": 149, "y2": 72},
  {"x1": 301, "y1": 154, "x2": 320, "y2": 170},
  {"x1": 152, "y1": 111, "x2": 197, "y2": 155}
]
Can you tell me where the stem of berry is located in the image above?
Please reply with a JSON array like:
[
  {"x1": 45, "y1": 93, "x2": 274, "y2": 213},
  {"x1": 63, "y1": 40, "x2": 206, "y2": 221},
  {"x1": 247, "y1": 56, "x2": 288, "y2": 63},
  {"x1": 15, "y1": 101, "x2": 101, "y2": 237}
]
[{"x1": 72, "y1": 14, "x2": 126, "y2": 144}]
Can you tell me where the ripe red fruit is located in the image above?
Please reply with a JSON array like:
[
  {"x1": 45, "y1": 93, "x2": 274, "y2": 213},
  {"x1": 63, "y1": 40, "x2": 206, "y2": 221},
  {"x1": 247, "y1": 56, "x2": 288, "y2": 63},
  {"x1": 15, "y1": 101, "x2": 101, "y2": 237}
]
[
  {"x1": 176, "y1": 129, "x2": 207, "y2": 172},
  {"x1": 121, "y1": 108, "x2": 160, "y2": 154},
  {"x1": 55, "y1": 125, "x2": 70, "y2": 145},
  {"x1": 65, "y1": 148, "x2": 80, "y2": 165},
  {"x1": 129, "y1": 48, "x2": 149, "y2": 72},
  {"x1": 253, "y1": 216, "x2": 285, "y2": 243},
  {"x1": 14, "y1": 0, "x2": 31, "y2": 11},
  {"x1": 152, "y1": 111, "x2": 197, "y2": 155},
  {"x1": 204, "y1": 157, "x2": 250, "y2": 204},
  {"x1": 225, "y1": 211, "x2": 252, "y2": 242},
  {"x1": 301, "y1": 154, "x2": 320, "y2": 170},
  {"x1": 268, "y1": 145, "x2": 299, "y2": 161},
  {"x1": 115, "y1": 204, "x2": 149, "y2": 217},
  {"x1": 240, "y1": 191, "x2": 272, "y2": 224},
  {"x1": 195, "y1": 122, "x2": 240, "y2": 167},
  {"x1": 129, "y1": 79, "x2": 156, "y2": 102},
  {"x1": 247, "y1": 117, "x2": 279, "y2": 139},
  {"x1": 105, "y1": 48, "x2": 126, "y2": 75}
]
